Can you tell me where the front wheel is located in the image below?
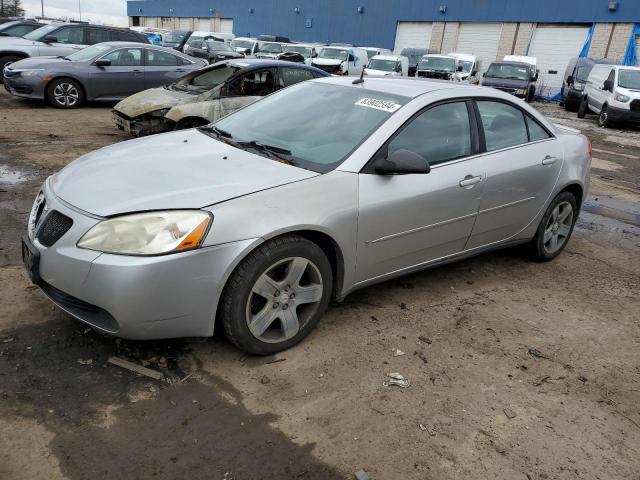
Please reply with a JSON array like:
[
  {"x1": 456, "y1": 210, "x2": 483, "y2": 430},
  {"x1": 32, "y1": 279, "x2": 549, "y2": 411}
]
[
  {"x1": 577, "y1": 98, "x2": 589, "y2": 118},
  {"x1": 46, "y1": 78, "x2": 84, "y2": 108},
  {"x1": 529, "y1": 192, "x2": 578, "y2": 262},
  {"x1": 598, "y1": 105, "x2": 610, "y2": 128},
  {"x1": 220, "y1": 235, "x2": 333, "y2": 355}
]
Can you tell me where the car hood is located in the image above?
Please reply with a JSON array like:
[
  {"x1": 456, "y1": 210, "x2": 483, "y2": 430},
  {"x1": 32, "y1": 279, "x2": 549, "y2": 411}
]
[
  {"x1": 50, "y1": 129, "x2": 319, "y2": 217},
  {"x1": 6, "y1": 56, "x2": 68, "y2": 70},
  {"x1": 482, "y1": 77, "x2": 528, "y2": 89},
  {"x1": 313, "y1": 58, "x2": 342, "y2": 66},
  {"x1": 114, "y1": 86, "x2": 198, "y2": 118},
  {"x1": 365, "y1": 68, "x2": 392, "y2": 76},
  {"x1": 0, "y1": 36, "x2": 41, "y2": 47}
]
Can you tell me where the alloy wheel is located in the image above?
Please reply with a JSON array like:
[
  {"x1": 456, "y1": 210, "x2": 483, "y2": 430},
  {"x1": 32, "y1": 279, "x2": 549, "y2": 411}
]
[
  {"x1": 245, "y1": 257, "x2": 323, "y2": 343},
  {"x1": 543, "y1": 201, "x2": 573, "y2": 254},
  {"x1": 53, "y1": 82, "x2": 80, "y2": 107}
]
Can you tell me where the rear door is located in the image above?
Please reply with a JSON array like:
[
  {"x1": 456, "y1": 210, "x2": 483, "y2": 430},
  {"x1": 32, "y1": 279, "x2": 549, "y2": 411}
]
[
  {"x1": 465, "y1": 99, "x2": 563, "y2": 249},
  {"x1": 144, "y1": 49, "x2": 190, "y2": 88},
  {"x1": 277, "y1": 66, "x2": 316, "y2": 90},
  {"x1": 356, "y1": 100, "x2": 486, "y2": 283},
  {"x1": 89, "y1": 47, "x2": 145, "y2": 99}
]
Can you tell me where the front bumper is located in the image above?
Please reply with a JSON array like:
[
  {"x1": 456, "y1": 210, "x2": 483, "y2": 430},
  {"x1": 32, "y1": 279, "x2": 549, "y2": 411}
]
[
  {"x1": 25, "y1": 184, "x2": 260, "y2": 339},
  {"x1": 112, "y1": 110, "x2": 174, "y2": 137},
  {"x1": 605, "y1": 105, "x2": 640, "y2": 125},
  {"x1": 2, "y1": 74, "x2": 44, "y2": 99}
]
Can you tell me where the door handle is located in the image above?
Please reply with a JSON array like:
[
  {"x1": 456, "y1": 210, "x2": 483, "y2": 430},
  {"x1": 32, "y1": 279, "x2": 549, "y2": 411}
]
[
  {"x1": 459, "y1": 175, "x2": 482, "y2": 188},
  {"x1": 175, "y1": 68, "x2": 186, "y2": 72},
  {"x1": 542, "y1": 155, "x2": 558, "y2": 165}
]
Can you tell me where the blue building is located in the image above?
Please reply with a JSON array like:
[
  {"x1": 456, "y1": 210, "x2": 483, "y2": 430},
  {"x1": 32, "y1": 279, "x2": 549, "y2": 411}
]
[{"x1": 127, "y1": 0, "x2": 640, "y2": 95}]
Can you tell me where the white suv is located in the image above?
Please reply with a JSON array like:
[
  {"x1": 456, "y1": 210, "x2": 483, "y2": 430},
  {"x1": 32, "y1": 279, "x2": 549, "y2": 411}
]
[{"x1": 578, "y1": 64, "x2": 640, "y2": 128}]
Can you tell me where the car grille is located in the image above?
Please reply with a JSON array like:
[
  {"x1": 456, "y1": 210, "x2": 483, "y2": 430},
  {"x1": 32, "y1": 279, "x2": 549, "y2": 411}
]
[
  {"x1": 495, "y1": 87, "x2": 517, "y2": 94},
  {"x1": 630, "y1": 100, "x2": 640, "y2": 113},
  {"x1": 36, "y1": 210, "x2": 73, "y2": 247},
  {"x1": 40, "y1": 281, "x2": 119, "y2": 333},
  {"x1": 12, "y1": 85, "x2": 33, "y2": 94},
  {"x1": 312, "y1": 63, "x2": 340, "y2": 74}
]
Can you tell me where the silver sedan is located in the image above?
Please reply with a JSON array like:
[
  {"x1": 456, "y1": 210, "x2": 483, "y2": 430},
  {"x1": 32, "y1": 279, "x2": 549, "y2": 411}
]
[{"x1": 22, "y1": 77, "x2": 591, "y2": 354}]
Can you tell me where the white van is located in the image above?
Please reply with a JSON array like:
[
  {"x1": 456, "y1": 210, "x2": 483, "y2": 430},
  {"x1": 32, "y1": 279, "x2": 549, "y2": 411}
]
[
  {"x1": 230, "y1": 37, "x2": 259, "y2": 56},
  {"x1": 579, "y1": 64, "x2": 640, "y2": 128},
  {"x1": 311, "y1": 46, "x2": 368, "y2": 75},
  {"x1": 364, "y1": 54, "x2": 409, "y2": 77},
  {"x1": 448, "y1": 53, "x2": 482, "y2": 84}
]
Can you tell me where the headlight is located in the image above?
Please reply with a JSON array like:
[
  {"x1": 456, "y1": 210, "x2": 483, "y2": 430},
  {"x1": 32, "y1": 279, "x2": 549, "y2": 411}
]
[
  {"x1": 573, "y1": 83, "x2": 584, "y2": 91},
  {"x1": 14, "y1": 69, "x2": 44, "y2": 77},
  {"x1": 615, "y1": 93, "x2": 630, "y2": 103},
  {"x1": 77, "y1": 210, "x2": 212, "y2": 255}
]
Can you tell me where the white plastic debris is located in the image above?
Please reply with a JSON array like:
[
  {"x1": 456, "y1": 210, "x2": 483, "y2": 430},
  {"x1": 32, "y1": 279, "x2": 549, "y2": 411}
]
[
  {"x1": 383, "y1": 372, "x2": 410, "y2": 388},
  {"x1": 392, "y1": 348, "x2": 405, "y2": 357}
]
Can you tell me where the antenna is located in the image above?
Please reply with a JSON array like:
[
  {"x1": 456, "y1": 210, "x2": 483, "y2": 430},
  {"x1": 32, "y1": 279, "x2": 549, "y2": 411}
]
[{"x1": 352, "y1": 67, "x2": 365, "y2": 85}]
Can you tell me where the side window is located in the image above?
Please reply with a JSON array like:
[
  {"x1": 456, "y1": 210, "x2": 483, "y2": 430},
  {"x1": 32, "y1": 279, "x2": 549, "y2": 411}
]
[
  {"x1": 387, "y1": 102, "x2": 471, "y2": 166},
  {"x1": 190, "y1": 40, "x2": 203, "y2": 49},
  {"x1": 477, "y1": 101, "x2": 528, "y2": 152},
  {"x1": 50, "y1": 26, "x2": 84, "y2": 44},
  {"x1": 280, "y1": 67, "x2": 314, "y2": 87},
  {"x1": 146, "y1": 50, "x2": 179, "y2": 66},
  {"x1": 102, "y1": 48, "x2": 143, "y2": 66},
  {"x1": 5, "y1": 24, "x2": 36, "y2": 36},
  {"x1": 86, "y1": 28, "x2": 111, "y2": 45},
  {"x1": 526, "y1": 116, "x2": 551, "y2": 142},
  {"x1": 606, "y1": 69, "x2": 615, "y2": 83},
  {"x1": 227, "y1": 69, "x2": 275, "y2": 97}
]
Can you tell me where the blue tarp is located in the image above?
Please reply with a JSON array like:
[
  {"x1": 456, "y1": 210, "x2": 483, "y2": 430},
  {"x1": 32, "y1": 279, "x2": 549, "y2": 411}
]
[{"x1": 623, "y1": 24, "x2": 640, "y2": 66}]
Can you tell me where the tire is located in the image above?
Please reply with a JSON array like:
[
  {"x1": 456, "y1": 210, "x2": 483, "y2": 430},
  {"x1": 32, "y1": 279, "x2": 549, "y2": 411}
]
[
  {"x1": 525, "y1": 85, "x2": 535, "y2": 103},
  {"x1": 175, "y1": 117, "x2": 209, "y2": 130},
  {"x1": 46, "y1": 78, "x2": 84, "y2": 108},
  {"x1": 0, "y1": 55, "x2": 22, "y2": 82},
  {"x1": 598, "y1": 105, "x2": 610, "y2": 128},
  {"x1": 577, "y1": 98, "x2": 589, "y2": 118},
  {"x1": 221, "y1": 235, "x2": 333, "y2": 355},
  {"x1": 529, "y1": 192, "x2": 578, "y2": 262}
]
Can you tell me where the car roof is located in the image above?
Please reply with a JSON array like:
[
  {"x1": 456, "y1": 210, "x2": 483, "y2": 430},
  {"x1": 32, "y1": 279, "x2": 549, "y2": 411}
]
[
  {"x1": 371, "y1": 54, "x2": 403, "y2": 61},
  {"x1": 449, "y1": 52, "x2": 476, "y2": 61},
  {"x1": 313, "y1": 76, "x2": 464, "y2": 98},
  {"x1": 490, "y1": 61, "x2": 531, "y2": 67}
]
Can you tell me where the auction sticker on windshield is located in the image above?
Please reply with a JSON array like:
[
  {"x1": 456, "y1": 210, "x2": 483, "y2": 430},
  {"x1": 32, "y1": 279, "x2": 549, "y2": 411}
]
[{"x1": 355, "y1": 97, "x2": 402, "y2": 113}]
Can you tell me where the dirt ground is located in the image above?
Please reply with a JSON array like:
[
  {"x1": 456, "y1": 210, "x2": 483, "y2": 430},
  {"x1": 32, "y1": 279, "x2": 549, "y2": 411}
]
[{"x1": 1, "y1": 89, "x2": 639, "y2": 480}]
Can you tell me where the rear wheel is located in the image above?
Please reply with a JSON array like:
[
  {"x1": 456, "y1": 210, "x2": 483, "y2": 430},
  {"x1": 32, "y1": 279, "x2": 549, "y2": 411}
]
[
  {"x1": 577, "y1": 98, "x2": 589, "y2": 118},
  {"x1": 221, "y1": 235, "x2": 333, "y2": 355},
  {"x1": 175, "y1": 117, "x2": 209, "y2": 130},
  {"x1": 46, "y1": 78, "x2": 84, "y2": 108},
  {"x1": 529, "y1": 192, "x2": 577, "y2": 262}
]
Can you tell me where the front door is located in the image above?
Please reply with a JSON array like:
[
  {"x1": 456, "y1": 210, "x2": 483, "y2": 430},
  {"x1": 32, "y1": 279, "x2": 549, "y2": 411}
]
[
  {"x1": 356, "y1": 100, "x2": 485, "y2": 283},
  {"x1": 466, "y1": 99, "x2": 564, "y2": 249},
  {"x1": 38, "y1": 25, "x2": 86, "y2": 56},
  {"x1": 89, "y1": 48, "x2": 145, "y2": 99}
]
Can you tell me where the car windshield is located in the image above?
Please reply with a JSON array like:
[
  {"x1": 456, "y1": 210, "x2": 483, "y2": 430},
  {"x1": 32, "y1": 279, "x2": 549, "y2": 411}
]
[
  {"x1": 618, "y1": 69, "x2": 640, "y2": 90},
  {"x1": 212, "y1": 82, "x2": 409, "y2": 173},
  {"x1": 419, "y1": 57, "x2": 455, "y2": 72},
  {"x1": 207, "y1": 40, "x2": 232, "y2": 52},
  {"x1": 575, "y1": 65, "x2": 593, "y2": 82},
  {"x1": 458, "y1": 60, "x2": 473, "y2": 73},
  {"x1": 485, "y1": 63, "x2": 530, "y2": 81},
  {"x1": 65, "y1": 44, "x2": 112, "y2": 61},
  {"x1": 231, "y1": 39, "x2": 254, "y2": 49},
  {"x1": 367, "y1": 59, "x2": 397, "y2": 72},
  {"x1": 23, "y1": 24, "x2": 57, "y2": 41},
  {"x1": 163, "y1": 32, "x2": 187, "y2": 44},
  {"x1": 172, "y1": 64, "x2": 241, "y2": 92},
  {"x1": 284, "y1": 45, "x2": 312, "y2": 57},
  {"x1": 259, "y1": 42, "x2": 283, "y2": 53},
  {"x1": 318, "y1": 48, "x2": 347, "y2": 61}
]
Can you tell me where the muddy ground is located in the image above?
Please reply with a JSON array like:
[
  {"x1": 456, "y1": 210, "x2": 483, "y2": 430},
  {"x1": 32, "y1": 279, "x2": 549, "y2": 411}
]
[{"x1": 1, "y1": 89, "x2": 639, "y2": 480}]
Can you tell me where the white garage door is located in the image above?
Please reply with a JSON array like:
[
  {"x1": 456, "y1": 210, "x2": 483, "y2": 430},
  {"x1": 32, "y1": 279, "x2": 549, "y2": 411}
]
[
  {"x1": 220, "y1": 19, "x2": 233, "y2": 34},
  {"x1": 394, "y1": 22, "x2": 433, "y2": 54},
  {"x1": 455, "y1": 23, "x2": 502, "y2": 72},
  {"x1": 178, "y1": 18, "x2": 192, "y2": 30},
  {"x1": 528, "y1": 25, "x2": 590, "y2": 97},
  {"x1": 144, "y1": 17, "x2": 157, "y2": 28},
  {"x1": 197, "y1": 18, "x2": 211, "y2": 31}
]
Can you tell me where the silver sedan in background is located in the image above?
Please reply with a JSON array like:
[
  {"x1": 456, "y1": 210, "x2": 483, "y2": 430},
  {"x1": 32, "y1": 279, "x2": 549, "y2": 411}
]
[
  {"x1": 3, "y1": 42, "x2": 206, "y2": 108},
  {"x1": 22, "y1": 78, "x2": 591, "y2": 354}
]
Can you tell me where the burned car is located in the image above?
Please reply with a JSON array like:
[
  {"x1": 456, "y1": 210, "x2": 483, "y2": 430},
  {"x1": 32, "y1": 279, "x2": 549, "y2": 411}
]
[
  {"x1": 416, "y1": 54, "x2": 463, "y2": 81},
  {"x1": 113, "y1": 59, "x2": 329, "y2": 136}
]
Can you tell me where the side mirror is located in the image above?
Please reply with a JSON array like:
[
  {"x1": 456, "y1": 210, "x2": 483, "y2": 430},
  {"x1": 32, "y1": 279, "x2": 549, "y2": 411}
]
[
  {"x1": 94, "y1": 59, "x2": 111, "y2": 67},
  {"x1": 482, "y1": 72, "x2": 486, "y2": 77},
  {"x1": 567, "y1": 75, "x2": 574, "y2": 85},
  {"x1": 375, "y1": 149, "x2": 430, "y2": 175},
  {"x1": 534, "y1": 70, "x2": 539, "y2": 81},
  {"x1": 603, "y1": 79, "x2": 613, "y2": 92},
  {"x1": 42, "y1": 35, "x2": 57, "y2": 43},
  {"x1": 457, "y1": 65, "x2": 463, "y2": 72},
  {"x1": 472, "y1": 70, "x2": 478, "y2": 76}
]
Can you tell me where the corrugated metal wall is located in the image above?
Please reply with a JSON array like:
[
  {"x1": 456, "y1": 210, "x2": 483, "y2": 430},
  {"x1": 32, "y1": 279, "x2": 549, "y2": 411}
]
[{"x1": 127, "y1": 0, "x2": 640, "y2": 48}]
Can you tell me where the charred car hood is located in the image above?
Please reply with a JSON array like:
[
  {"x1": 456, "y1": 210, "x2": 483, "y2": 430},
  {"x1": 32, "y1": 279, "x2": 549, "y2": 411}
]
[
  {"x1": 113, "y1": 86, "x2": 196, "y2": 118},
  {"x1": 49, "y1": 129, "x2": 319, "y2": 217}
]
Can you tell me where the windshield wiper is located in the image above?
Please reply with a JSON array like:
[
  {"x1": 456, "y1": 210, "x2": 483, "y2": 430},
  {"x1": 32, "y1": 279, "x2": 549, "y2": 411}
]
[
  {"x1": 198, "y1": 125, "x2": 236, "y2": 144},
  {"x1": 236, "y1": 140, "x2": 296, "y2": 165}
]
